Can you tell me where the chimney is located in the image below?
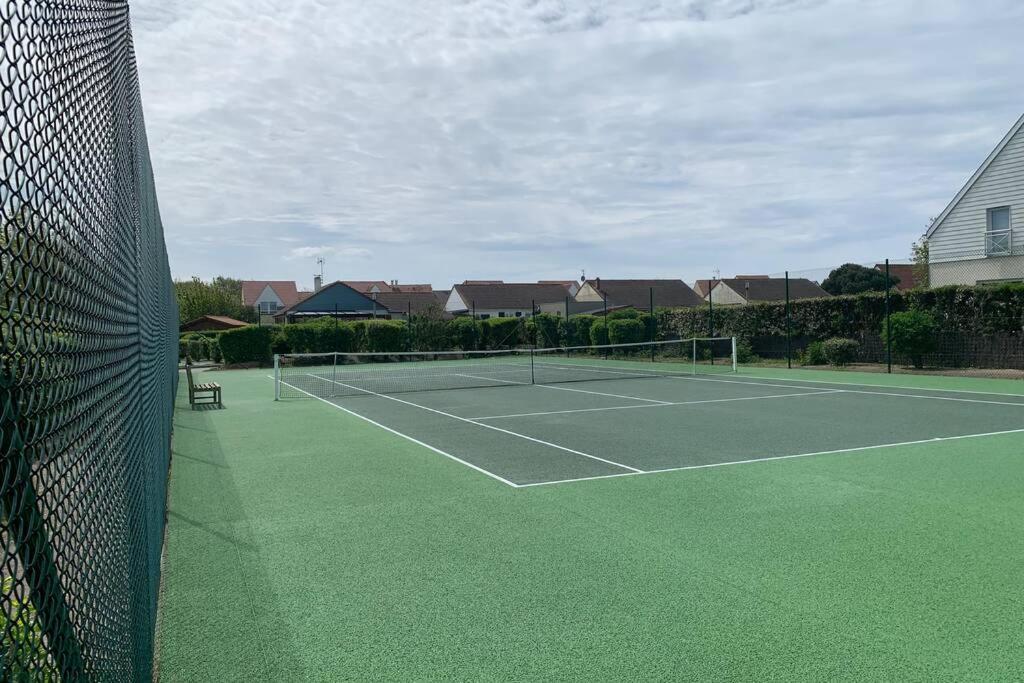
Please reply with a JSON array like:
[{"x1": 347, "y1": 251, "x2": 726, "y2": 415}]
[
  {"x1": 595, "y1": 277, "x2": 601, "y2": 291},
  {"x1": 314, "y1": 275, "x2": 322, "y2": 292}
]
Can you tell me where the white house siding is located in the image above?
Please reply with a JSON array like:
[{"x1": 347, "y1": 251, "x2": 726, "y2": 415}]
[
  {"x1": 929, "y1": 118, "x2": 1024, "y2": 284},
  {"x1": 708, "y1": 283, "x2": 747, "y2": 305},
  {"x1": 574, "y1": 283, "x2": 604, "y2": 302},
  {"x1": 445, "y1": 289, "x2": 469, "y2": 313}
]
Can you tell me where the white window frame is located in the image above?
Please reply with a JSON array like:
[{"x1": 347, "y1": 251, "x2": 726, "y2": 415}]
[{"x1": 986, "y1": 206, "x2": 1012, "y2": 256}]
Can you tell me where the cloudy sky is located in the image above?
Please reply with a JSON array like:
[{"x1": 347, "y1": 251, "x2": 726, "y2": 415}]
[{"x1": 132, "y1": 0, "x2": 1024, "y2": 289}]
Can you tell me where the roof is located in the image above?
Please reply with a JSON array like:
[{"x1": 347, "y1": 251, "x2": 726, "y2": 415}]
[
  {"x1": 873, "y1": 263, "x2": 918, "y2": 291},
  {"x1": 718, "y1": 278, "x2": 830, "y2": 302},
  {"x1": 583, "y1": 279, "x2": 704, "y2": 308},
  {"x1": 927, "y1": 113, "x2": 1024, "y2": 238},
  {"x1": 692, "y1": 279, "x2": 720, "y2": 297},
  {"x1": 240, "y1": 281, "x2": 303, "y2": 308},
  {"x1": 180, "y1": 315, "x2": 250, "y2": 332},
  {"x1": 275, "y1": 281, "x2": 381, "y2": 318},
  {"x1": 343, "y1": 281, "x2": 433, "y2": 293},
  {"x1": 450, "y1": 283, "x2": 571, "y2": 310},
  {"x1": 537, "y1": 280, "x2": 576, "y2": 287},
  {"x1": 462, "y1": 280, "x2": 504, "y2": 285},
  {"x1": 433, "y1": 290, "x2": 450, "y2": 304},
  {"x1": 373, "y1": 291, "x2": 445, "y2": 315}
]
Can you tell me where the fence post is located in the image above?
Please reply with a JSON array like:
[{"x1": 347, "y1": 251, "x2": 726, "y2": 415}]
[
  {"x1": 407, "y1": 301, "x2": 413, "y2": 351},
  {"x1": 785, "y1": 271, "x2": 792, "y2": 369},
  {"x1": 472, "y1": 301, "x2": 476, "y2": 320},
  {"x1": 885, "y1": 259, "x2": 892, "y2": 374},
  {"x1": 531, "y1": 298, "x2": 536, "y2": 347},
  {"x1": 649, "y1": 287, "x2": 655, "y2": 361},
  {"x1": 603, "y1": 294, "x2": 608, "y2": 358}
]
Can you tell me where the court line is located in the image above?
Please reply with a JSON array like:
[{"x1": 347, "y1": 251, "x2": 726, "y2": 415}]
[
  {"x1": 455, "y1": 371, "x2": 671, "y2": 405},
  {"x1": 309, "y1": 374, "x2": 643, "y2": 474},
  {"x1": 517, "y1": 426, "x2": 1024, "y2": 488},
  {"x1": 535, "y1": 360, "x2": 1024, "y2": 407},
  {"x1": 674, "y1": 375, "x2": 1024, "y2": 408},
  {"x1": 737, "y1": 372, "x2": 1024, "y2": 398},
  {"x1": 470, "y1": 389, "x2": 843, "y2": 421},
  {"x1": 272, "y1": 377, "x2": 521, "y2": 488}
]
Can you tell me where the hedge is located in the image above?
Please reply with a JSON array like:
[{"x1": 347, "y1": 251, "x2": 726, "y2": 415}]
[
  {"x1": 364, "y1": 320, "x2": 407, "y2": 352},
  {"x1": 481, "y1": 317, "x2": 525, "y2": 349},
  {"x1": 607, "y1": 318, "x2": 644, "y2": 345},
  {"x1": 218, "y1": 326, "x2": 272, "y2": 365},
  {"x1": 660, "y1": 284, "x2": 1024, "y2": 342}
]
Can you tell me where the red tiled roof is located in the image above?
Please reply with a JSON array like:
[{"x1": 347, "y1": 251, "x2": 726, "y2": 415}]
[
  {"x1": 874, "y1": 264, "x2": 919, "y2": 291},
  {"x1": 240, "y1": 281, "x2": 303, "y2": 307}
]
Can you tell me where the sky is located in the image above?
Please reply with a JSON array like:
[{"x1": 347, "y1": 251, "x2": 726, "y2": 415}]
[{"x1": 132, "y1": 0, "x2": 1024, "y2": 290}]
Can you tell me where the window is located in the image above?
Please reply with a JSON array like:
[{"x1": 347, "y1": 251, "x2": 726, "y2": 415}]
[
  {"x1": 986, "y1": 207, "x2": 1011, "y2": 256},
  {"x1": 258, "y1": 301, "x2": 278, "y2": 314},
  {"x1": 479, "y1": 314, "x2": 490, "y2": 320},
  {"x1": 515, "y1": 311, "x2": 522, "y2": 317},
  {"x1": 498, "y1": 312, "x2": 506, "y2": 317}
]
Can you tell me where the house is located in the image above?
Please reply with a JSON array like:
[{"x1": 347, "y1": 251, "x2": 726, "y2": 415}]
[
  {"x1": 575, "y1": 279, "x2": 704, "y2": 310},
  {"x1": 926, "y1": 113, "x2": 1024, "y2": 286},
  {"x1": 709, "y1": 278, "x2": 829, "y2": 305},
  {"x1": 537, "y1": 300, "x2": 631, "y2": 317},
  {"x1": 180, "y1": 315, "x2": 250, "y2": 332},
  {"x1": 343, "y1": 280, "x2": 433, "y2": 294},
  {"x1": 372, "y1": 291, "x2": 448, "y2": 320},
  {"x1": 241, "y1": 281, "x2": 310, "y2": 318},
  {"x1": 274, "y1": 281, "x2": 390, "y2": 323},
  {"x1": 692, "y1": 280, "x2": 720, "y2": 298},
  {"x1": 873, "y1": 263, "x2": 919, "y2": 291},
  {"x1": 445, "y1": 283, "x2": 571, "y2": 319}
]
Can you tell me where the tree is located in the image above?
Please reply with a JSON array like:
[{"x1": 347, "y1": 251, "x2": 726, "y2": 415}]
[
  {"x1": 821, "y1": 263, "x2": 900, "y2": 295},
  {"x1": 174, "y1": 276, "x2": 256, "y2": 326},
  {"x1": 911, "y1": 233, "x2": 929, "y2": 289}
]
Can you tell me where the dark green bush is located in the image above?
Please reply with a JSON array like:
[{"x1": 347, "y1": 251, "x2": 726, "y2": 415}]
[
  {"x1": 607, "y1": 318, "x2": 644, "y2": 345},
  {"x1": 607, "y1": 308, "x2": 641, "y2": 320},
  {"x1": 448, "y1": 317, "x2": 481, "y2": 350},
  {"x1": 822, "y1": 337, "x2": 859, "y2": 366},
  {"x1": 218, "y1": 325, "x2": 272, "y2": 365},
  {"x1": 802, "y1": 341, "x2": 827, "y2": 365},
  {"x1": 481, "y1": 317, "x2": 525, "y2": 349},
  {"x1": 364, "y1": 320, "x2": 408, "y2": 352},
  {"x1": 735, "y1": 338, "x2": 757, "y2": 364},
  {"x1": 185, "y1": 338, "x2": 206, "y2": 361},
  {"x1": 178, "y1": 339, "x2": 188, "y2": 360},
  {"x1": 882, "y1": 310, "x2": 937, "y2": 369},
  {"x1": 530, "y1": 313, "x2": 561, "y2": 348},
  {"x1": 564, "y1": 315, "x2": 597, "y2": 347},
  {"x1": 590, "y1": 319, "x2": 609, "y2": 346}
]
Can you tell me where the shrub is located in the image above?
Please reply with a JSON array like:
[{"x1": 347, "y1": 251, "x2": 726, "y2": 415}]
[
  {"x1": 530, "y1": 313, "x2": 561, "y2": 348},
  {"x1": 882, "y1": 310, "x2": 937, "y2": 369},
  {"x1": 178, "y1": 339, "x2": 188, "y2": 360},
  {"x1": 801, "y1": 340, "x2": 827, "y2": 365},
  {"x1": 448, "y1": 317, "x2": 481, "y2": 350},
  {"x1": 564, "y1": 315, "x2": 597, "y2": 347},
  {"x1": 481, "y1": 317, "x2": 525, "y2": 349},
  {"x1": 218, "y1": 325, "x2": 272, "y2": 365},
  {"x1": 735, "y1": 338, "x2": 757, "y2": 364},
  {"x1": 822, "y1": 337, "x2": 859, "y2": 366},
  {"x1": 607, "y1": 308, "x2": 641, "y2": 320},
  {"x1": 185, "y1": 338, "x2": 206, "y2": 362},
  {"x1": 607, "y1": 318, "x2": 644, "y2": 345},
  {"x1": 364, "y1": 320, "x2": 408, "y2": 352},
  {"x1": 590, "y1": 319, "x2": 609, "y2": 346}
]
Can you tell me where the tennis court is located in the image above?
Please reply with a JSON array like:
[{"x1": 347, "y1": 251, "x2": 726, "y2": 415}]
[
  {"x1": 274, "y1": 340, "x2": 1024, "y2": 488},
  {"x1": 157, "y1": 360, "x2": 1024, "y2": 680}
]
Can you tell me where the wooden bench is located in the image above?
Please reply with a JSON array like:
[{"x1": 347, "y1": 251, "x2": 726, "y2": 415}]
[{"x1": 185, "y1": 362, "x2": 222, "y2": 409}]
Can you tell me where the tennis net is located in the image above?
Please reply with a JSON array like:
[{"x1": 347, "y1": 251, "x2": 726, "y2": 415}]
[{"x1": 275, "y1": 337, "x2": 736, "y2": 399}]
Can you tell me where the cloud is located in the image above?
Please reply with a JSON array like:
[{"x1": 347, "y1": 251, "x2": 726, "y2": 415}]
[
  {"x1": 287, "y1": 246, "x2": 373, "y2": 260},
  {"x1": 131, "y1": 0, "x2": 1024, "y2": 287}
]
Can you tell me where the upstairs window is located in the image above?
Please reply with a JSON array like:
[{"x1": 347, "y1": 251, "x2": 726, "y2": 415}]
[
  {"x1": 986, "y1": 207, "x2": 1011, "y2": 256},
  {"x1": 258, "y1": 301, "x2": 278, "y2": 314}
]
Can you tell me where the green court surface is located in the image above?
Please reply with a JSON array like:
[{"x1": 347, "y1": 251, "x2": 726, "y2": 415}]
[{"x1": 157, "y1": 366, "x2": 1024, "y2": 680}]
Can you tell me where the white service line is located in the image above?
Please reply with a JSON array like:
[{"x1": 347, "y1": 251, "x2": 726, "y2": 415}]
[
  {"x1": 457, "y1": 371, "x2": 672, "y2": 404},
  {"x1": 739, "y1": 372, "x2": 1024, "y2": 398},
  {"x1": 309, "y1": 374, "x2": 642, "y2": 474},
  {"x1": 272, "y1": 377, "x2": 521, "y2": 488},
  {"x1": 517, "y1": 426, "x2": 1024, "y2": 488},
  {"x1": 675, "y1": 375, "x2": 1024, "y2": 408},
  {"x1": 470, "y1": 389, "x2": 843, "y2": 421}
]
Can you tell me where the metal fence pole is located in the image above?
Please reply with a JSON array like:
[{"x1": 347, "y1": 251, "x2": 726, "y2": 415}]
[
  {"x1": 407, "y1": 301, "x2": 413, "y2": 351},
  {"x1": 649, "y1": 287, "x2": 655, "y2": 361},
  {"x1": 708, "y1": 286, "x2": 714, "y2": 338},
  {"x1": 603, "y1": 294, "x2": 608, "y2": 358},
  {"x1": 531, "y1": 298, "x2": 536, "y2": 347},
  {"x1": 885, "y1": 258, "x2": 892, "y2": 374},
  {"x1": 785, "y1": 271, "x2": 792, "y2": 369}
]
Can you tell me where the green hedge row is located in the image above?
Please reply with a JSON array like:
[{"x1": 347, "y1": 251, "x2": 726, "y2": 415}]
[{"x1": 660, "y1": 284, "x2": 1024, "y2": 341}]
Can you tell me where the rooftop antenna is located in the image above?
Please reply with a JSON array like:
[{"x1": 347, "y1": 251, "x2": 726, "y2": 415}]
[
  {"x1": 580, "y1": 268, "x2": 586, "y2": 283},
  {"x1": 713, "y1": 268, "x2": 720, "y2": 280}
]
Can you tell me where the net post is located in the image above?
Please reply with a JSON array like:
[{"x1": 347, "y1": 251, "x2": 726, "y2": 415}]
[
  {"x1": 332, "y1": 352, "x2": 338, "y2": 394},
  {"x1": 274, "y1": 354, "x2": 281, "y2": 400},
  {"x1": 731, "y1": 336, "x2": 738, "y2": 373},
  {"x1": 692, "y1": 338, "x2": 697, "y2": 375},
  {"x1": 530, "y1": 347, "x2": 536, "y2": 385},
  {"x1": 885, "y1": 259, "x2": 892, "y2": 374}
]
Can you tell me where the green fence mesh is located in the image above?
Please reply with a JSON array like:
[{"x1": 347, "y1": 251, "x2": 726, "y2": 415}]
[{"x1": 1, "y1": 2, "x2": 177, "y2": 681}]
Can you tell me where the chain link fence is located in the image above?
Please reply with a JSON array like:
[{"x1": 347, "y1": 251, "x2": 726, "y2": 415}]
[{"x1": 2, "y1": 2, "x2": 177, "y2": 681}]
